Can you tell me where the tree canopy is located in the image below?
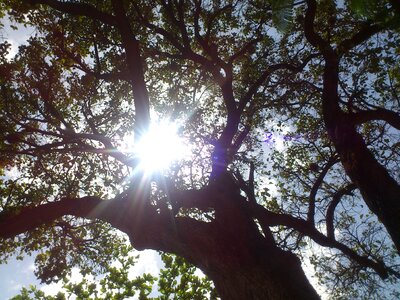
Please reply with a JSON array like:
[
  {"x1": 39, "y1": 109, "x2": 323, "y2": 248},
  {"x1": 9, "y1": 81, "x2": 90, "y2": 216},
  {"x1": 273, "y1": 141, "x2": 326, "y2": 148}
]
[{"x1": 0, "y1": 0, "x2": 399, "y2": 299}]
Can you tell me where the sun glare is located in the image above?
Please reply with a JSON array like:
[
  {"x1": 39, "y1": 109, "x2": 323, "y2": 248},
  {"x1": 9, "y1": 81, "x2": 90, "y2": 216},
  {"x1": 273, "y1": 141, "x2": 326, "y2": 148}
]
[{"x1": 125, "y1": 121, "x2": 188, "y2": 173}]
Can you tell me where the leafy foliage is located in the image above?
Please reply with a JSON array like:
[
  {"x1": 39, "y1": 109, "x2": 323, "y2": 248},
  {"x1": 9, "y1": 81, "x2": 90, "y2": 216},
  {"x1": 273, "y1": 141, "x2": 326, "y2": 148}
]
[
  {"x1": 0, "y1": 0, "x2": 399, "y2": 299},
  {"x1": 11, "y1": 250, "x2": 218, "y2": 300}
]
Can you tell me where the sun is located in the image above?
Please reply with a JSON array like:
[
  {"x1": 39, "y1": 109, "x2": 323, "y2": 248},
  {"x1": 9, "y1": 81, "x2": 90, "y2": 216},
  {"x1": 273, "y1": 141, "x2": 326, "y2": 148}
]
[{"x1": 124, "y1": 121, "x2": 188, "y2": 173}]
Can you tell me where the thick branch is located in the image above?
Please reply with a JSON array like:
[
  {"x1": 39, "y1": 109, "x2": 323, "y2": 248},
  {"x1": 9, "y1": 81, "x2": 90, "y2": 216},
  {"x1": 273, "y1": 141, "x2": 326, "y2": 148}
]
[
  {"x1": 304, "y1": 0, "x2": 333, "y2": 55},
  {"x1": 351, "y1": 108, "x2": 400, "y2": 130},
  {"x1": 111, "y1": 0, "x2": 150, "y2": 138},
  {"x1": 28, "y1": 0, "x2": 117, "y2": 26},
  {"x1": 338, "y1": 23, "x2": 384, "y2": 55},
  {"x1": 0, "y1": 196, "x2": 129, "y2": 239},
  {"x1": 251, "y1": 203, "x2": 389, "y2": 278}
]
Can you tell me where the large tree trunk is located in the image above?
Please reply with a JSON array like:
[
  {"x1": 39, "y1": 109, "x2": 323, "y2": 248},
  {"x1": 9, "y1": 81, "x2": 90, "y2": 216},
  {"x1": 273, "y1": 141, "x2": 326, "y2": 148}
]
[
  {"x1": 303, "y1": 0, "x2": 400, "y2": 253},
  {"x1": 0, "y1": 178, "x2": 320, "y2": 299},
  {"x1": 321, "y1": 58, "x2": 400, "y2": 253},
  {"x1": 327, "y1": 116, "x2": 400, "y2": 253},
  {"x1": 202, "y1": 244, "x2": 319, "y2": 300},
  {"x1": 129, "y1": 179, "x2": 320, "y2": 300}
]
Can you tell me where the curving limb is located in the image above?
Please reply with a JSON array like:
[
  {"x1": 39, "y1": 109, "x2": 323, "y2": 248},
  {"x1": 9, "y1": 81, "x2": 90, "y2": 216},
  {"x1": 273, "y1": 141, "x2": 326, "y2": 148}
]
[
  {"x1": 307, "y1": 155, "x2": 338, "y2": 225},
  {"x1": 28, "y1": 0, "x2": 117, "y2": 26},
  {"x1": 304, "y1": 0, "x2": 400, "y2": 253},
  {"x1": 0, "y1": 196, "x2": 125, "y2": 238},
  {"x1": 325, "y1": 184, "x2": 357, "y2": 239},
  {"x1": 351, "y1": 108, "x2": 400, "y2": 131},
  {"x1": 111, "y1": 0, "x2": 150, "y2": 138},
  {"x1": 250, "y1": 202, "x2": 392, "y2": 279}
]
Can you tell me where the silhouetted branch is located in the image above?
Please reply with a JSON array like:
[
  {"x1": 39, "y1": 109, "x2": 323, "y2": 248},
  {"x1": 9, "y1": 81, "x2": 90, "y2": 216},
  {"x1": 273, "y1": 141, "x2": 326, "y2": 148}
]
[
  {"x1": 338, "y1": 22, "x2": 384, "y2": 55},
  {"x1": 303, "y1": 0, "x2": 332, "y2": 54},
  {"x1": 251, "y1": 203, "x2": 390, "y2": 279},
  {"x1": 326, "y1": 184, "x2": 357, "y2": 239},
  {"x1": 28, "y1": 0, "x2": 117, "y2": 26},
  {"x1": 111, "y1": 0, "x2": 150, "y2": 138},
  {"x1": 307, "y1": 156, "x2": 338, "y2": 224},
  {"x1": 0, "y1": 196, "x2": 124, "y2": 238},
  {"x1": 352, "y1": 108, "x2": 400, "y2": 130}
]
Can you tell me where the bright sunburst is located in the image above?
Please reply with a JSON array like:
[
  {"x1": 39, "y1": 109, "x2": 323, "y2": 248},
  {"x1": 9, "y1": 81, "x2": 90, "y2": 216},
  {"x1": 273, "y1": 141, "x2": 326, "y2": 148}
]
[{"x1": 123, "y1": 121, "x2": 188, "y2": 173}]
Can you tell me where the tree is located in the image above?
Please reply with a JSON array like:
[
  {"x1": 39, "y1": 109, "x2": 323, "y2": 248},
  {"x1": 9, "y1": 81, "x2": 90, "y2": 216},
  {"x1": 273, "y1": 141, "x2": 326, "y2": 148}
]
[
  {"x1": 0, "y1": 0, "x2": 399, "y2": 299},
  {"x1": 12, "y1": 250, "x2": 218, "y2": 299}
]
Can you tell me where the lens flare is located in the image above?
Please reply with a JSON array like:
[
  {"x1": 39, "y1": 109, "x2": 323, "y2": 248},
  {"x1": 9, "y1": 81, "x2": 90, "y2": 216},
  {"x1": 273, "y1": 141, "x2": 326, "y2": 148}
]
[{"x1": 126, "y1": 121, "x2": 188, "y2": 173}]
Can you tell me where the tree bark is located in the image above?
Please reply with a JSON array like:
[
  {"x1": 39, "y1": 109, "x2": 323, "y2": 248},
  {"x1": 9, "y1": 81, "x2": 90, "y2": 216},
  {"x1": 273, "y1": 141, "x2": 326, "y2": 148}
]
[
  {"x1": 304, "y1": 0, "x2": 400, "y2": 253},
  {"x1": 321, "y1": 58, "x2": 400, "y2": 254},
  {"x1": 0, "y1": 183, "x2": 320, "y2": 299},
  {"x1": 206, "y1": 251, "x2": 319, "y2": 300},
  {"x1": 125, "y1": 179, "x2": 320, "y2": 300},
  {"x1": 198, "y1": 237, "x2": 320, "y2": 300}
]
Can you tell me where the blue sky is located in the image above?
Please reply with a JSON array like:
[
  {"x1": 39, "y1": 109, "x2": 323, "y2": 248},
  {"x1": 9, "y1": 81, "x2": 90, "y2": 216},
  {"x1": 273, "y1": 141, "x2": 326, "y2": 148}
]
[
  {"x1": 0, "y1": 17, "x2": 39, "y2": 299},
  {"x1": 0, "y1": 250, "x2": 164, "y2": 299},
  {"x1": 1, "y1": 16, "x2": 33, "y2": 60},
  {"x1": 0, "y1": 255, "x2": 40, "y2": 299}
]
